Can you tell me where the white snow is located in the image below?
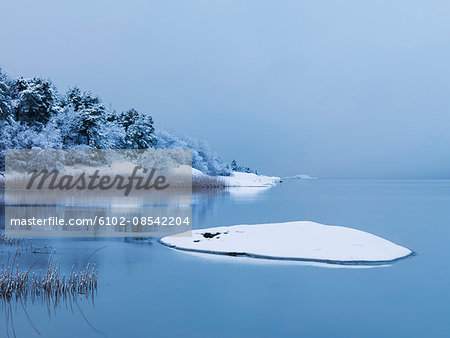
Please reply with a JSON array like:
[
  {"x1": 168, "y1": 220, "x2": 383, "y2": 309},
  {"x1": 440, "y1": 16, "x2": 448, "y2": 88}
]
[
  {"x1": 221, "y1": 172, "x2": 280, "y2": 187},
  {"x1": 192, "y1": 168, "x2": 207, "y2": 177},
  {"x1": 160, "y1": 221, "x2": 413, "y2": 264}
]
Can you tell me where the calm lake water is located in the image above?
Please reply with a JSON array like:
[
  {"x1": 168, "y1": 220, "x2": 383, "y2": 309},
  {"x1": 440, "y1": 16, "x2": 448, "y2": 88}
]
[{"x1": 1, "y1": 179, "x2": 450, "y2": 337}]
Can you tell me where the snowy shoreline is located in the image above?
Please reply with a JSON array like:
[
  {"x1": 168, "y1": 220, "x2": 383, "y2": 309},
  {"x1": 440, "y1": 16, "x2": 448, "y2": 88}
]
[
  {"x1": 160, "y1": 221, "x2": 414, "y2": 265},
  {"x1": 1, "y1": 167, "x2": 280, "y2": 190},
  {"x1": 193, "y1": 169, "x2": 280, "y2": 187}
]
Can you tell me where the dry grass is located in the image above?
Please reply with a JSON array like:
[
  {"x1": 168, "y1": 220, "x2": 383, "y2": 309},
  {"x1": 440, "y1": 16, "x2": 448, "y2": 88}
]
[
  {"x1": 0, "y1": 253, "x2": 98, "y2": 301},
  {"x1": 0, "y1": 235, "x2": 56, "y2": 255},
  {"x1": 192, "y1": 174, "x2": 227, "y2": 189},
  {"x1": 0, "y1": 248, "x2": 101, "y2": 337}
]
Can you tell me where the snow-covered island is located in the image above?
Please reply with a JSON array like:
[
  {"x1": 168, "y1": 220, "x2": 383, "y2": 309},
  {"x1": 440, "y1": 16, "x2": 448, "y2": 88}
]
[{"x1": 160, "y1": 221, "x2": 413, "y2": 265}]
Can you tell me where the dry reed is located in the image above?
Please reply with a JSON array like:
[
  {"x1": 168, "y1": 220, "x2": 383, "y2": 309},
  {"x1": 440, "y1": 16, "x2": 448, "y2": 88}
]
[{"x1": 0, "y1": 252, "x2": 97, "y2": 301}]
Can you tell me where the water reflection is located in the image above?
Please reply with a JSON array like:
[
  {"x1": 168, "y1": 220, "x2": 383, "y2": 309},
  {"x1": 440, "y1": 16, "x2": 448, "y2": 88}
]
[
  {"x1": 0, "y1": 185, "x2": 272, "y2": 337},
  {"x1": 192, "y1": 187, "x2": 271, "y2": 227},
  {"x1": 0, "y1": 235, "x2": 101, "y2": 337},
  {"x1": 2, "y1": 293, "x2": 99, "y2": 337},
  {"x1": 1, "y1": 181, "x2": 443, "y2": 337}
]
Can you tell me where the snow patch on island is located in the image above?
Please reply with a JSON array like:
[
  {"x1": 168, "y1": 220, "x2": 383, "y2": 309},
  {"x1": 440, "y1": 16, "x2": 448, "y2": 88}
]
[{"x1": 160, "y1": 221, "x2": 413, "y2": 265}]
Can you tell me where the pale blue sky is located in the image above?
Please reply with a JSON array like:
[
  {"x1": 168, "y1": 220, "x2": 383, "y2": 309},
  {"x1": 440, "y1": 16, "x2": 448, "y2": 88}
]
[{"x1": 1, "y1": 0, "x2": 450, "y2": 178}]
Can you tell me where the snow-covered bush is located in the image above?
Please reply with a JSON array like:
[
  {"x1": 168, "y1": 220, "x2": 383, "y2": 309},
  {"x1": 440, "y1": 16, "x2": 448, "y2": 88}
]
[
  {"x1": 154, "y1": 129, "x2": 230, "y2": 176},
  {"x1": 0, "y1": 120, "x2": 63, "y2": 170}
]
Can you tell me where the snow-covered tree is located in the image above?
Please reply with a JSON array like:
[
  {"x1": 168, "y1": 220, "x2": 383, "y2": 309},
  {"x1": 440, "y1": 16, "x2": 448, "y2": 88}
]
[
  {"x1": 62, "y1": 88, "x2": 110, "y2": 148},
  {"x1": 155, "y1": 129, "x2": 230, "y2": 176},
  {"x1": 0, "y1": 69, "x2": 11, "y2": 121},
  {"x1": 54, "y1": 106, "x2": 124, "y2": 149},
  {"x1": 10, "y1": 77, "x2": 59, "y2": 126},
  {"x1": 0, "y1": 67, "x2": 252, "y2": 177},
  {"x1": 230, "y1": 159, "x2": 258, "y2": 174},
  {"x1": 0, "y1": 119, "x2": 63, "y2": 170},
  {"x1": 64, "y1": 87, "x2": 103, "y2": 111},
  {"x1": 112, "y1": 108, "x2": 155, "y2": 149}
]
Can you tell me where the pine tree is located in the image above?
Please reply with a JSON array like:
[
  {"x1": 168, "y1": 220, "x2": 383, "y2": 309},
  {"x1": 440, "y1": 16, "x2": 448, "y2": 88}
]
[
  {"x1": 113, "y1": 108, "x2": 155, "y2": 149},
  {"x1": 115, "y1": 108, "x2": 139, "y2": 130},
  {"x1": 229, "y1": 159, "x2": 257, "y2": 174},
  {"x1": 0, "y1": 69, "x2": 11, "y2": 121},
  {"x1": 231, "y1": 160, "x2": 238, "y2": 171},
  {"x1": 65, "y1": 87, "x2": 103, "y2": 111},
  {"x1": 63, "y1": 87, "x2": 108, "y2": 148},
  {"x1": 11, "y1": 77, "x2": 58, "y2": 126}
]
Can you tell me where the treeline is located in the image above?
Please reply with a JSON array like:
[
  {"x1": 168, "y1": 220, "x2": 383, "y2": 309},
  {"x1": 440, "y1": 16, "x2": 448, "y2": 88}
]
[{"x1": 0, "y1": 68, "x2": 231, "y2": 175}]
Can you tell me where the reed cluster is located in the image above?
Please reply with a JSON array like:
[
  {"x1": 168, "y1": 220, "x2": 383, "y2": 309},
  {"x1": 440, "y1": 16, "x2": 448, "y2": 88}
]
[
  {"x1": 0, "y1": 235, "x2": 56, "y2": 254},
  {"x1": 192, "y1": 175, "x2": 227, "y2": 188},
  {"x1": 0, "y1": 235, "x2": 27, "y2": 248},
  {"x1": 0, "y1": 254, "x2": 97, "y2": 300}
]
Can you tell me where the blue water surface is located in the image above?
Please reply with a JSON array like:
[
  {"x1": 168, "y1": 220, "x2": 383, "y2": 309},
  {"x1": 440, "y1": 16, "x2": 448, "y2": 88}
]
[{"x1": 1, "y1": 180, "x2": 449, "y2": 337}]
